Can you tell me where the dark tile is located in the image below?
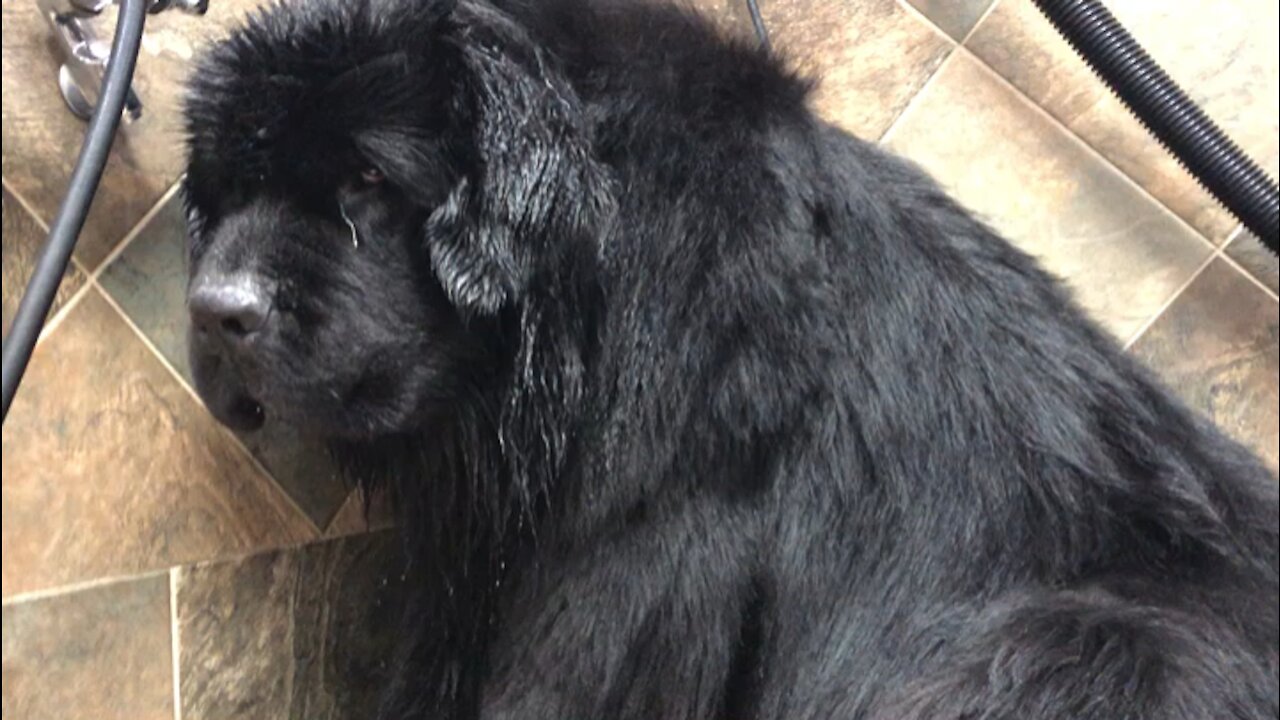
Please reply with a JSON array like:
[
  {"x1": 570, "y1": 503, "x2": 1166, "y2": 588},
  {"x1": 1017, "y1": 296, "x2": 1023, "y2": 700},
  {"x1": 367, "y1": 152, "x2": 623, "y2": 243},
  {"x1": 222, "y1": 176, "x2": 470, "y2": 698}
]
[
  {"x1": 1225, "y1": 231, "x2": 1279, "y2": 295},
  {"x1": 884, "y1": 52, "x2": 1212, "y2": 342},
  {"x1": 906, "y1": 0, "x2": 993, "y2": 41},
  {"x1": 243, "y1": 428, "x2": 351, "y2": 530},
  {"x1": 763, "y1": 0, "x2": 953, "y2": 139},
  {"x1": 1, "y1": 0, "x2": 272, "y2": 268},
  {"x1": 1, "y1": 290, "x2": 315, "y2": 598},
  {"x1": 2, "y1": 574, "x2": 172, "y2": 720},
  {"x1": 178, "y1": 532, "x2": 407, "y2": 720},
  {"x1": 100, "y1": 191, "x2": 351, "y2": 528},
  {"x1": 98, "y1": 188, "x2": 194, "y2": 377},
  {"x1": 2, "y1": 186, "x2": 86, "y2": 337},
  {"x1": 1131, "y1": 259, "x2": 1279, "y2": 473},
  {"x1": 967, "y1": 0, "x2": 1279, "y2": 243}
]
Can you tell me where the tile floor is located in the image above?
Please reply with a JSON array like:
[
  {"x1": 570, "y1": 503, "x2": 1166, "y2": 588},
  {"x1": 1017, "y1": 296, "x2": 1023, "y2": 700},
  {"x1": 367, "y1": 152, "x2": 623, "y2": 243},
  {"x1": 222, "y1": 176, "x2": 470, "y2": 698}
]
[{"x1": 2, "y1": 0, "x2": 1277, "y2": 717}]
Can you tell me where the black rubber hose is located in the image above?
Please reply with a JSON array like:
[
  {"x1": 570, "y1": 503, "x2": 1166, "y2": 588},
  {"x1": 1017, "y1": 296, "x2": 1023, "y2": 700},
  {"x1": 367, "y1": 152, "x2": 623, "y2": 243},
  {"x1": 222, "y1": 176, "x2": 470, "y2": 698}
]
[
  {"x1": 1029, "y1": 0, "x2": 1279, "y2": 254},
  {"x1": 1, "y1": 0, "x2": 148, "y2": 422}
]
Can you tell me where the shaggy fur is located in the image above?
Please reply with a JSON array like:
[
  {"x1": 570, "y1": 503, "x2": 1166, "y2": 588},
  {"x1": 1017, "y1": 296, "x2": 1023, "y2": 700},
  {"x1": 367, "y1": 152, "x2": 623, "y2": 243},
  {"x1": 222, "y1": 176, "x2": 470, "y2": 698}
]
[{"x1": 181, "y1": 0, "x2": 1280, "y2": 717}]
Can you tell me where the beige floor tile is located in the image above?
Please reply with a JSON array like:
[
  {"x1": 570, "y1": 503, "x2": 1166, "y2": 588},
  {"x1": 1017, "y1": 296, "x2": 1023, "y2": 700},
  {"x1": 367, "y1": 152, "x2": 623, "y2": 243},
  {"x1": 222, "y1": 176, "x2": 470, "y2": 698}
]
[
  {"x1": 905, "y1": 0, "x2": 994, "y2": 41},
  {"x1": 763, "y1": 0, "x2": 953, "y2": 139},
  {"x1": 885, "y1": 52, "x2": 1212, "y2": 341},
  {"x1": 177, "y1": 532, "x2": 405, "y2": 720},
  {"x1": 1225, "y1": 231, "x2": 1279, "y2": 296},
  {"x1": 2, "y1": 185, "x2": 85, "y2": 337},
  {"x1": 967, "y1": 0, "x2": 1280, "y2": 243},
  {"x1": 1130, "y1": 259, "x2": 1279, "y2": 474},
  {"x1": 1, "y1": 290, "x2": 315, "y2": 598},
  {"x1": 2, "y1": 574, "x2": 172, "y2": 720}
]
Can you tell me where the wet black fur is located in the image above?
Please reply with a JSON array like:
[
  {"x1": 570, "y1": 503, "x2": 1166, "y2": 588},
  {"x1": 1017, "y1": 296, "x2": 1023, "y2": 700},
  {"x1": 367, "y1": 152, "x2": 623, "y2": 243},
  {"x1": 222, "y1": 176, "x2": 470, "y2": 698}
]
[{"x1": 182, "y1": 0, "x2": 1280, "y2": 717}]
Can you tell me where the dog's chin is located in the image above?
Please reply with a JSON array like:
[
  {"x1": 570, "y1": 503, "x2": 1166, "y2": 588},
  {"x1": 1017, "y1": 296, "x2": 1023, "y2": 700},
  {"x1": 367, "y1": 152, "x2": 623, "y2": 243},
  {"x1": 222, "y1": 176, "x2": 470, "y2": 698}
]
[
  {"x1": 207, "y1": 391, "x2": 268, "y2": 433},
  {"x1": 196, "y1": 380, "x2": 397, "y2": 439},
  {"x1": 192, "y1": 361, "x2": 430, "y2": 442},
  {"x1": 187, "y1": 349, "x2": 262, "y2": 432}
]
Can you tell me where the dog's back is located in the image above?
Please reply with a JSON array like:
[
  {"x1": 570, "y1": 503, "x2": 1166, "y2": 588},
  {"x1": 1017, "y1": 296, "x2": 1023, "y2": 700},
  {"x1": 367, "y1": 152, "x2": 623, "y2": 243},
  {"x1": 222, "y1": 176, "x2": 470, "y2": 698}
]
[{"x1": 493, "y1": 1, "x2": 1280, "y2": 716}]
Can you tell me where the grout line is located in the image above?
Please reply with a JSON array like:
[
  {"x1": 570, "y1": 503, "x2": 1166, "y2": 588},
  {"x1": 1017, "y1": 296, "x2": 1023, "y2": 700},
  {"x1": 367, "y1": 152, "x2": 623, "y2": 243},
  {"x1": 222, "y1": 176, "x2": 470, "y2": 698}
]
[
  {"x1": 958, "y1": 0, "x2": 1000, "y2": 47},
  {"x1": 33, "y1": 276, "x2": 97, "y2": 345},
  {"x1": 1218, "y1": 247, "x2": 1280, "y2": 302},
  {"x1": 878, "y1": 0, "x2": 979, "y2": 145},
  {"x1": 20, "y1": 180, "x2": 184, "y2": 347},
  {"x1": 957, "y1": 47, "x2": 1217, "y2": 252},
  {"x1": 3, "y1": 177, "x2": 94, "y2": 342},
  {"x1": 215, "y1": 427, "x2": 325, "y2": 539},
  {"x1": 1216, "y1": 222, "x2": 1280, "y2": 302},
  {"x1": 878, "y1": 44, "x2": 960, "y2": 145},
  {"x1": 1223, "y1": 223, "x2": 1245, "y2": 247},
  {"x1": 93, "y1": 286, "x2": 325, "y2": 538},
  {"x1": 1122, "y1": 249, "x2": 1219, "y2": 350},
  {"x1": 2, "y1": 177, "x2": 52, "y2": 232},
  {"x1": 1, "y1": 528, "x2": 355, "y2": 609},
  {"x1": 86, "y1": 180, "x2": 185, "y2": 279},
  {"x1": 2, "y1": 568, "x2": 170, "y2": 607},
  {"x1": 894, "y1": 0, "x2": 961, "y2": 46},
  {"x1": 170, "y1": 568, "x2": 184, "y2": 720}
]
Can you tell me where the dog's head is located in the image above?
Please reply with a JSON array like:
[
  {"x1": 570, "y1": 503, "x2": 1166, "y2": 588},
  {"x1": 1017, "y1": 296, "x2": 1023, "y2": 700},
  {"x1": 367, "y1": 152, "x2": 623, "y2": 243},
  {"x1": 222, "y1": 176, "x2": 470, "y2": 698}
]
[{"x1": 183, "y1": 0, "x2": 612, "y2": 438}]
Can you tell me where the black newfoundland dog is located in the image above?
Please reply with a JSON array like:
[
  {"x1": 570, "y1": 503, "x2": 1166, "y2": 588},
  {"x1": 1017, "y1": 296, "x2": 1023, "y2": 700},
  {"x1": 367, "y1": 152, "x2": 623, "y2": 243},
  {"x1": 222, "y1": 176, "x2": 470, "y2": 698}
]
[{"x1": 181, "y1": 0, "x2": 1279, "y2": 717}]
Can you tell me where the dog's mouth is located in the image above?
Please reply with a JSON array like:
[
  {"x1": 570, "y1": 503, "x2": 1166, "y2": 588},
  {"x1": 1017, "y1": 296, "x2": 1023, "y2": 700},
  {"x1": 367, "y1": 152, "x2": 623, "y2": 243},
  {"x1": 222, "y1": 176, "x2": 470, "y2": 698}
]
[
  {"x1": 211, "y1": 392, "x2": 267, "y2": 432},
  {"x1": 190, "y1": 344, "x2": 378, "y2": 439},
  {"x1": 188, "y1": 340, "x2": 269, "y2": 432},
  {"x1": 194, "y1": 366, "x2": 267, "y2": 432}
]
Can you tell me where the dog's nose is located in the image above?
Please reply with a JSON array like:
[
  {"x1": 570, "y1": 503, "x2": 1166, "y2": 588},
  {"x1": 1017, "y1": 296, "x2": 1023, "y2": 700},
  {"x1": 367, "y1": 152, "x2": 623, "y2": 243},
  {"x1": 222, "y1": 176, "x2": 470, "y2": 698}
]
[{"x1": 189, "y1": 274, "x2": 272, "y2": 342}]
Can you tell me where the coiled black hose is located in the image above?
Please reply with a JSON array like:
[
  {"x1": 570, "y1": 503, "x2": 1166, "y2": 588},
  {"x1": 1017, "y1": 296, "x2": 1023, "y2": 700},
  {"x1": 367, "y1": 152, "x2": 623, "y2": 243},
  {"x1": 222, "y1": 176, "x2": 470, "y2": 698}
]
[
  {"x1": 1029, "y1": 0, "x2": 1279, "y2": 253},
  {"x1": 1, "y1": 0, "x2": 147, "y2": 421}
]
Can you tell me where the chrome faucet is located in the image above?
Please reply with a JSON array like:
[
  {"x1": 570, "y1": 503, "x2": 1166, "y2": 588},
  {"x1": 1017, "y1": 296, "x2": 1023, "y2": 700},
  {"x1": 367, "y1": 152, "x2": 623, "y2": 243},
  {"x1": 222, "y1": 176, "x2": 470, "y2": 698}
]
[{"x1": 35, "y1": 0, "x2": 208, "y2": 121}]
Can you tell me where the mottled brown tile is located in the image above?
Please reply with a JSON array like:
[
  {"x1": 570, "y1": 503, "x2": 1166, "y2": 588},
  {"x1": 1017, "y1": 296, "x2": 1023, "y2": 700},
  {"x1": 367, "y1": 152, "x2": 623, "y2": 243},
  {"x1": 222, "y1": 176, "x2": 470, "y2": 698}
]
[
  {"x1": 906, "y1": 0, "x2": 994, "y2": 41},
  {"x1": 325, "y1": 489, "x2": 396, "y2": 538},
  {"x1": 1, "y1": 0, "x2": 269, "y2": 268},
  {"x1": 967, "y1": 0, "x2": 1280, "y2": 243},
  {"x1": 1, "y1": 290, "x2": 315, "y2": 598},
  {"x1": 99, "y1": 190, "x2": 350, "y2": 527},
  {"x1": 1131, "y1": 259, "x2": 1279, "y2": 473},
  {"x1": 178, "y1": 532, "x2": 406, "y2": 720},
  {"x1": 1225, "y1": 231, "x2": 1279, "y2": 296},
  {"x1": 885, "y1": 52, "x2": 1212, "y2": 341},
  {"x1": 2, "y1": 185, "x2": 86, "y2": 337},
  {"x1": 762, "y1": 0, "x2": 953, "y2": 139},
  {"x1": 2, "y1": 574, "x2": 172, "y2": 720}
]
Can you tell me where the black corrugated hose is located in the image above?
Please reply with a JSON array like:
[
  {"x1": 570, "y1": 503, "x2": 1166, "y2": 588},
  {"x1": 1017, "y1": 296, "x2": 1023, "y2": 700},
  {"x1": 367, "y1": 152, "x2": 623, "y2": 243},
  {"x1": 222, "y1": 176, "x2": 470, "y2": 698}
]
[{"x1": 1028, "y1": 0, "x2": 1279, "y2": 253}]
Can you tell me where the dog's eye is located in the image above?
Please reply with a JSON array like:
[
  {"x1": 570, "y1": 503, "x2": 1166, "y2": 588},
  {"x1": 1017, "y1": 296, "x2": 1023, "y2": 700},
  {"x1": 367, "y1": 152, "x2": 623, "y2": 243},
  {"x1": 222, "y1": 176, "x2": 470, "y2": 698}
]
[{"x1": 358, "y1": 167, "x2": 385, "y2": 187}]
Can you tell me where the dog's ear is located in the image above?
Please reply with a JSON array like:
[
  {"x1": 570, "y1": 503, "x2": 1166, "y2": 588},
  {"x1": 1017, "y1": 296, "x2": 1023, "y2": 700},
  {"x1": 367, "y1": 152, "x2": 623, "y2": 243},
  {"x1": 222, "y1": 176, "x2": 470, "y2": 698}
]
[{"x1": 424, "y1": 8, "x2": 615, "y2": 316}]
